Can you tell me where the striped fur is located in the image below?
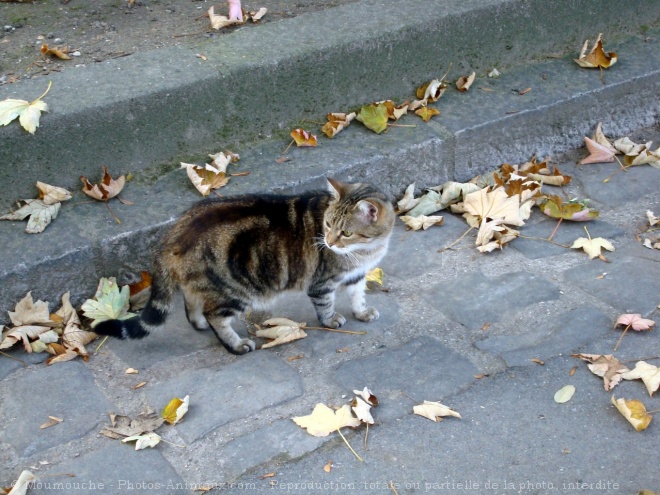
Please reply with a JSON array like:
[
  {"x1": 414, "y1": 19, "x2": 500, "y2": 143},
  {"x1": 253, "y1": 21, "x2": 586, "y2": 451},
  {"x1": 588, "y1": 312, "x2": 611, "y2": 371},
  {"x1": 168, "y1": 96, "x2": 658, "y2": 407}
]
[{"x1": 93, "y1": 179, "x2": 395, "y2": 354}]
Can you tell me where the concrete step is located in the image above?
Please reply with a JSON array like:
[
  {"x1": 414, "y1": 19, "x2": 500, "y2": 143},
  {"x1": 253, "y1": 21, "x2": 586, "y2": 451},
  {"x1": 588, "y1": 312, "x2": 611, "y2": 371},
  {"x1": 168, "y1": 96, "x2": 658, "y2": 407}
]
[{"x1": 0, "y1": 0, "x2": 659, "y2": 315}]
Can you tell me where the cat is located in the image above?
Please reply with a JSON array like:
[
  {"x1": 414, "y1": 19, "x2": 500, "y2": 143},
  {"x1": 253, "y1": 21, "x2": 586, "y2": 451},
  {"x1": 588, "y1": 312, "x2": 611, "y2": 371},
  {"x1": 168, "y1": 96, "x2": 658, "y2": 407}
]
[{"x1": 93, "y1": 179, "x2": 395, "y2": 355}]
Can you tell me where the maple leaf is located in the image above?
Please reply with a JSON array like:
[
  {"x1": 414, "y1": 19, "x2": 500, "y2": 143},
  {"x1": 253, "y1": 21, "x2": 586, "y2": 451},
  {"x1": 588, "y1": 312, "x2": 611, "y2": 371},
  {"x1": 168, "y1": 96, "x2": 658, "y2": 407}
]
[
  {"x1": 40, "y1": 43, "x2": 71, "y2": 60},
  {"x1": 571, "y1": 235, "x2": 614, "y2": 259},
  {"x1": 100, "y1": 412, "x2": 165, "y2": 439},
  {"x1": 538, "y1": 195, "x2": 598, "y2": 221},
  {"x1": 416, "y1": 79, "x2": 448, "y2": 102},
  {"x1": 456, "y1": 72, "x2": 476, "y2": 92},
  {"x1": 414, "y1": 105, "x2": 440, "y2": 122},
  {"x1": 80, "y1": 166, "x2": 126, "y2": 201},
  {"x1": 356, "y1": 103, "x2": 389, "y2": 134},
  {"x1": 613, "y1": 136, "x2": 648, "y2": 156},
  {"x1": 81, "y1": 277, "x2": 135, "y2": 328},
  {"x1": 162, "y1": 395, "x2": 190, "y2": 425},
  {"x1": 615, "y1": 314, "x2": 655, "y2": 332},
  {"x1": 463, "y1": 187, "x2": 524, "y2": 226},
  {"x1": 122, "y1": 432, "x2": 161, "y2": 450},
  {"x1": 36, "y1": 181, "x2": 72, "y2": 205},
  {"x1": 396, "y1": 183, "x2": 419, "y2": 214},
  {"x1": 293, "y1": 403, "x2": 361, "y2": 437},
  {"x1": 627, "y1": 147, "x2": 660, "y2": 168},
  {"x1": 208, "y1": 150, "x2": 240, "y2": 172},
  {"x1": 574, "y1": 33, "x2": 617, "y2": 69},
  {"x1": 290, "y1": 128, "x2": 318, "y2": 147},
  {"x1": 622, "y1": 361, "x2": 660, "y2": 397},
  {"x1": 351, "y1": 397, "x2": 374, "y2": 425},
  {"x1": 181, "y1": 162, "x2": 229, "y2": 196},
  {"x1": 0, "y1": 81, "x2": 51, "y2": 134},
  {"x1": 0, "y1": 292, "x2": 55, "y2": 352},
  {"x1": 610, "y1": 396, "x2": 651, "y2": 432},
  {"x1": 380, "y1": 100, "x2": 409, "y2": 121},
  {"x1": 256, "y1": 317, "x2": 307, "y2": 348},
  {"x1": 572, "y1": 353, "x2": 629, "y2": 391},
  {"x1": 55, "y1": 291, "x2": 97, "y2": 361},
  {"x1": 0, "y1": 199, "x2": 61, "y2": 233},
  {"x1": 413, "y1": 400, "x2": 461, "y2": 422},
  {"x1": 322, "y1": 112, "x2": 356, "y2": 138},
  {"x1": 400, "y1": 215, "x2": 444, "y2": 231},
  {"x1": 579, "y1": 136, "x2": 616, "y2": 164}
]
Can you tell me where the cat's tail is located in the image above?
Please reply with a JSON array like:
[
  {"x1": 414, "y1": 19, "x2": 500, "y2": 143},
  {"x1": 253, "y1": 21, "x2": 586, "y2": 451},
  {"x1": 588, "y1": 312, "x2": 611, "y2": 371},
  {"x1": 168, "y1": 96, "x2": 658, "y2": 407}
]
[{"x1": 93, "y1": 261, "x2": 176, "y2": 340}]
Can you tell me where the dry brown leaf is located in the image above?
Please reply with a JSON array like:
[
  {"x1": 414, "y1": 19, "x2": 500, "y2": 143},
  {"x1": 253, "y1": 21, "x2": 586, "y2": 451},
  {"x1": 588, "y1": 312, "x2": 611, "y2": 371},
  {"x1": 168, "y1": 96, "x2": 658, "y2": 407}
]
[
  {"x1": 622, "y1": 361, "x2": 660, "y2": 397},
  {"x1": 100, "y1": 412, "x2": 165, "y2": 438},
  {"x1": 180, "y1": 162, "x2": 229, "y2": 196},
  {"x1": 57, "y1": 291, "x2": 96, "y2": 359},
  {"x1": 40, "y1": 43, "x2": 71, "y2": 60},
  {"x1": 323, "y1": 461, "x2": 333, "y2": 473},
  {"x1": 574, "y1": 34, "x2": 617, "y2": 68},
  {"x1": 257, "y1": 318, "x2": 307, "y2": 348},
  {"x1": 400, "y1": 214, "x2": 444, "y2": 231},
  {"x1": 0, "y1": 199, "x2": 62, "y2": 234},
  {"x1": 456, "y1": 72, "x2": 476, "y2": 92},
  {"x1": 351, "y1": 397, "x2": 374, "y2": 425},
  {"x1": 322, "y1": 112, "x2": 356, "y2": 138},
  {"x1": 580, "y1": 136, "x2": 616, "y2": 164},
  {"x1": 0, "y1": 292, "x2": 55, "y2": 352},
  {"x1": 572, "y1": 353, "x2": 629, "y2": 391},
  {"x1": 36, "y1": 181, "x2": 72, "y2": 205},
  {"x1": 39, "y1": 416, "x2": 63, "y2": 429},
  {"x1": 81, "y1": 166, "x2": 126, "y2": 201},
  {"x1": 290, "y1": 128, "x2": 318, "y2": 147},
  {"x1": 396, "y1": 183, "x2": 419, "y2": 214},
  {"x1": 132, "y1": 381, "x2": 147, "y2": 390},
  {"x1": 129, "y1": 271, "x2": 152, "y2": 311},
  {"x1": 416, "y1": 79, "x2": 448, "y2": 102},
  {"x1": 125, "y1": 368, "x2": 139, "y2": 374}
]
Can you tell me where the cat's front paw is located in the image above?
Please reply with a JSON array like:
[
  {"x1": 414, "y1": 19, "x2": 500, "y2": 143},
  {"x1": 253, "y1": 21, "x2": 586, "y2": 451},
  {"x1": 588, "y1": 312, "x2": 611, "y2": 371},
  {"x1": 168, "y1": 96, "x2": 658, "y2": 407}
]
[
  {"x1": 232, "y1": 338, "x2": 256, "y2": 355},
  {"x1": 321, "y1": 312, "x2": 346, "y2": 328},
  {"x1": 354, "y1": 307, "x2": 379, "y2": 322}
]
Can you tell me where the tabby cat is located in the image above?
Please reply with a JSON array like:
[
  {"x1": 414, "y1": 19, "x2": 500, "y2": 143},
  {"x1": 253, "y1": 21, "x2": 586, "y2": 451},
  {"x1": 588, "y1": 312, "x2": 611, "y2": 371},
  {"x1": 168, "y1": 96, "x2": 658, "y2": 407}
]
[{"x1": 94, "y1": 179, "x2": 395, "y2": 354}]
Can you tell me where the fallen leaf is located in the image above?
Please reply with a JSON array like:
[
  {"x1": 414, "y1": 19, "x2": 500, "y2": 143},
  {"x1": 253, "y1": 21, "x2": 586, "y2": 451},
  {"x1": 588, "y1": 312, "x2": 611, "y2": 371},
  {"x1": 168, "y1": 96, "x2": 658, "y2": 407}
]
[
  {"x1": 353, "y1": 387, "x2": 378, "y2": 406},
  {"x1": 574, "y1": 33, "x2": 617, "y2": 69},
  {"x1": 122, "y1": 432, "x2": 161, "y2": 450},
  {"x1": 36, "y1": 181, "x2": 72, "y2": 205},
  {"x1": 293, "y1": 403, "x2": 361, "y2": 436},
  {"x1": 474, "y1": 373, "x2": 489, "y2": 379},
  {"x1": 257, "y1": 318, "x2": 307, "y2": 348},
  {"x1": 40, "y1": 416, "x2": 63, "y2": 429},
  {"x1": 99, "y1": 412, "x2": 164, "y2": 438},
  {"x1": 539, "y1": 195, "x2": 598, "y2": 221},
  {"x1": 132, "y1": 381, "x2": 147, "y2": 390},
  {"x1": 530, "y1": 358, "x2": 545, "y2": 366},
  {"x1": 55, "y1": 291, "x2": 96, "y2": 361},
  {"x1": 569, "y1": 366, "x2": 578, "y2": 376},
  {"x1": 571, "y1": 236, "x2": 614, "y2": 259},
  {"x1": 400, "y1": 215, "x2": 444, "y2": 231},
  {"x1": 580, "y1": 136, "x2": 616, "y2": 164},
  {"x1": 613, "y1": 136, "x2": 648, "y2": 156},
  {"x1": 208, "y1": 150, "x2": 240, "y2": 173},
  {"x1": 351, "y1": 397, "x2": 374, "y2": 425},
  {"x1": 6, "y1": 470, "x2": 36, "y2": 495},
  {"x1": 488, "y1": 68, "x2": 500, "y2": 78},
  {"x1": 0, "y1": 199, "x2": 61, "y2": 233},
  {"x1": 615, "y1": 314, "x2": 655, "y2": 332},
  {"x1": 622, "y1": 361, "x2": 660, "y2": 397},
  {"x1": 323, "y1": 461, "x2": 333, "y2": 473},
  {"x1": 365, "y1": 268, "x2": 384, "y2": 286},
  {"x1": 414, "y1": 105, "x2": 440, "y2": 122},
  {"x1": 610, "y1": 395, "x2": 651, "y2": 432},
  {"x1": 572, "y1": 353, "x2": 629, "y2": 391},
  {"x1": 81, "y1": 277, "x2": 135, "y2": 328},
  {"x1": 246, "y1": 7, "x2": 267, "y2": 22},
  {"x1": 260, "y1": 472, "x2": 276, "y2": 479},
  {"x1": 463, "y1": 187, "x2": 524, "y2": 226},
  {"x1": 380, "y1": 100, "x2": 409, "y2": 121},
  {"x1": 356, "y1": 103, "x2": 389, "y2": 134},
  {"x1": 125, "y1": 368, "x2": 139, "y2": 374},
  {"x1": 413, "y1": 401, "x2": 461, "y2": 422},
  {"x1": 396, "y1": 183, "x2": 419, "y2": 214},
  {"x1": 456, "y1": 72, "x2": 476, "y2": 92},
  {"x1": 322, "y1": 112, "x2": 356, "y2": 138},
  {"x1": 287, "y1": 354, "x2": 304, "y2": 362},
  {"x1": 80, "y1": 166, "x2": 126, "y2": 201},
  {"x1": 180, "y1": 162, "x2": 229, "y2": 196},
  {"x1": 162, "y1": 395, "x2": 189, "y2": 425},
  {"x1": 40, "y1": 43, "x2": 70, "y2": 60},
  {"x1": 129, "y1": 271, "x2": 152, "y2": 311},
  {"x1": 554, "y1": 385, "x2": 575, "y2": 403},
  {"x1": 518, "y1": 87, "x2": 532, "y2": 95},
  {"x1": 647, "y1": 210, "x2": 660, "y2": 227},
  {"x1": 0, "y1": 292, "x2": 55, "y2": 352},
  {"x1": 290, "y1": 128, "x2": 318, "y2": 147},
  {"x1": 416, "y1": 79, "x2": 448, "y2": 102},
  {"x1": 0, "y1": 81, "x2": 51, "y2": 134}
]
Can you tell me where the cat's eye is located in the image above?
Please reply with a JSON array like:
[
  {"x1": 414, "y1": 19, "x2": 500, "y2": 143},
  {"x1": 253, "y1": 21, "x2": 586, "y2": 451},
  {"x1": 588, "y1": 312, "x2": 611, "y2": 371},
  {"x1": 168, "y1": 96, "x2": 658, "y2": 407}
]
[{"x1": 342, "y1": 230, "x2": 353, "y2": 237}]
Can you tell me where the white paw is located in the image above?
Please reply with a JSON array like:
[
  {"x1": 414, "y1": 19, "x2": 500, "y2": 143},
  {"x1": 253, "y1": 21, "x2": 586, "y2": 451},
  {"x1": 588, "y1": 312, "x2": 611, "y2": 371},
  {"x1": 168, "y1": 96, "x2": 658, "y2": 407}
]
[
  {"x1": 234, "y1": 338, "x2": 256, "y2": 354},
  {"x1": 322, "y1": 312, "x2": 346, "y2": 328},
  {"x1": 354, "y1": 307, "x2": 379, "y2": 322}
]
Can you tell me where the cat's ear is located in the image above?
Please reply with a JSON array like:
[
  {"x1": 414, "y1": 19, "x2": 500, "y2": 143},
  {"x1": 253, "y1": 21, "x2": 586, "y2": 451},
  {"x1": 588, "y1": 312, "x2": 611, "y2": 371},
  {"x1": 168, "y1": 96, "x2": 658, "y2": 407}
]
[
  {"x1": 355, "y1": 199, "x2": 380, "y2": 223},
  {"x1": 326, "y1": 177, "x2": 346, "y2": 200}
]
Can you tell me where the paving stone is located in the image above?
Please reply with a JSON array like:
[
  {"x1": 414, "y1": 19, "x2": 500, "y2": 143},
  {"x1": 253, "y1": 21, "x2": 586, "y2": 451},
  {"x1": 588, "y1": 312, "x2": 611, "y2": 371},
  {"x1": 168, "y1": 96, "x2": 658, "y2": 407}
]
[
  {"x1": 563, "y1": 250, "x2": 660, "y2": 314},
  {"x1": 144, "y1": 352, "x2": 303, "y2": 444},
  {"x1": 1, "y1": 361, "x2": 114, "y2": 457},
  {"x1": 421, "y1": 271, "x2": 560, "y2": 330},
  {"x1": 108, "y1": 297, "x2": 220, "y2": 370},
  {"x1": 0, "y1": 350, "x2": 48, "y2": 381},
  {"x1": 335, "y1": 336, "x2": 477, "y2": 422},
  {"x1": 220, "y1": 419, "x2": 325, "y2": 481},
  {"x1": 384, "y1": 214, "x2": 469, "y2": 279},
  {"x1": 30, "y1": 442, "x2": 184, "y2": 495},
  {"x1": 476, "y1": 307, "x2": 611, "y2": 367},
  {"x1": 513, "y1": 217, "x2": 625, "y2": 259}
]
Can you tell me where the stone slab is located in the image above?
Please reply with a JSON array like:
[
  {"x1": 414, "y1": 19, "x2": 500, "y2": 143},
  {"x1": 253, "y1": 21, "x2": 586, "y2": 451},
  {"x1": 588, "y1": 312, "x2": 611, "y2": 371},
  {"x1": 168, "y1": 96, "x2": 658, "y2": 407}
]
[
  {"x1": 513, "y1": 217, "x2": 625, "y2": 259},
  {"x1": 0, "y1": 349, "x2": 48, "y2": 381},
  {"x1": 144, "y1": 352, "x2": 303, "y2": 444},
  {"x1": 30, "y1": 442, "x2": 184, "y2": 495},
  {"x1": 563, "y1": 251, "x2": 660, "y2": 315},
  {"x1": 335, "y1": 336, "x2": 478, "y2": 422},
  {"x1": 421, "y1": 271, "x2": 561, "y2": 330},
  {"x1": 476, "y1": 307, "x2": 611, "y2": 367},
  {"x1": 1, "y1": 361, "x2": 114, "y2": 457},
  {"x1": 219, "y1": 419, "x2": 325, "y2": 481}
]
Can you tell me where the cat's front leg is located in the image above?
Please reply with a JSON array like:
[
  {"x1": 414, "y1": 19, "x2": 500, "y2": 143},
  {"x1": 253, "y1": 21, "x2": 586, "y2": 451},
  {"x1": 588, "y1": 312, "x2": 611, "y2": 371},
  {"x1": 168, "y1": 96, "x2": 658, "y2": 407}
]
[
  {"x1": 307, "y1": 285, "x2": 346, "y2": 328},
  {"x1": 344, "y1": 275, "x2": 379, "y2": 322}
]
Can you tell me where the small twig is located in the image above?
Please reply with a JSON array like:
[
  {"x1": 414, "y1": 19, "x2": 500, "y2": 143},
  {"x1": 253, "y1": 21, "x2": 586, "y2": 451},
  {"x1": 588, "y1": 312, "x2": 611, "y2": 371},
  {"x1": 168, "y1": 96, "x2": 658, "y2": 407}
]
[
  {"x1": 548, "y1": 218, "x2": 563, "y2": 241},
  {"x1": 281, "y1": 139, "x2": 295, "y2": 155},
  {"x1": 387, "y1": 123, "x2": 418, "y2": 128},
  {"x1": 438, "y1": 226, "x2": 474, "y2": 252},
  {"x1": 105, "y1": 201, "x2": 121, "y2": 224},
  {"x1": 647, "y1": 408, "x2": 660, "y2": 414},
  {"x1": 583, "y1": 225, "x2": 592, "y2": 241},
  {"x1": 94, "y1": 336, "x2": 109, "y2": 354},
  {"x1": 336, "y1": 428, "x2": 363, "y2": 462},
  {"x1": 0, "y1": 350, "x2": 27, "y2": 367},
  {"x1": 613, "y1": 323, "x2": 631, "y2": 352},
  {"x1": 516, "y1": 235, "x2": 571, "y2": 249},
  {"x1": 304, "y1": 326, "x2": 367, "y2": 335},
  {"x1": 159, "y1": 437, "x2": 186, "y2": 448},
  {"x1": 389, "y1": 481, "x2": 400, "y2": 495},
  {"x1": 400, "y1": 391, "x2": 420, "y2": 404},
  {"x1": 603, "y1": 156, "x2": 629, "y2": 183},
  {"x1": 364, "y1": 423, "x2": 369, "y2": 451}
]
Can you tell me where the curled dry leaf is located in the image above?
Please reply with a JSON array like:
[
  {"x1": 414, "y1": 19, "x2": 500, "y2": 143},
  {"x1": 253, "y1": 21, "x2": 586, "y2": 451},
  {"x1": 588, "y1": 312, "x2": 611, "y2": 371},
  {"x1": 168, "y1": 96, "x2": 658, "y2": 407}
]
[
  {"x1": 99, "y1": 411, "x2": 164, "y2": 439},
  {"x1": 81, "y1": 166, "x2": 126, "y2": 201},
  {"x1": 208, "y1": 150, "x2": 240, "y2": 173},
  {"x1": 647, "y1": 210, "x2": 660, "y2": 227},
  {"x1": 610, "y1": 396, "x2": 651, "y2": 432},
  {"x1": 615, "y1": 314, "x2": 655, "y2": 332},
  {"x1": 365, "y1": 267, "x2": 384, "y2": 287},
  {"x1": 322, "y1": 112, "x2": 356, "y2": 138},
  {"x1": 162, "y1": 395, "x2": 189, "y2": 425},
  {"x1": 622, "y1": 361, "x2": 660, "y2": 397},
  {"x1": 380, "y1": 100, "x2": 409, "y2": 121},
  {"x1": 416, "y1": 79, "x2": 448, "y2": 102},
  {"x1": 122, "y1": 432, "x2": 161, "y2": 450},
  {"x1": 257, "y1": 317, "x2": 307, "y2": 348},
  {"x1": 6, "y1": 470, "x2": 36, "y2": 495},
  {"x1": 574, "y1": 33, "x2": 617, "y2": 69},
  {"x1": 413, "y1": 401, "x2": 461, "y2": 422},
  {"x1": 293, "y1": 403, "x2": 361, "y2": 437},
  {"x1": 0, "y1": 81, "x2": 51, "y2": 134},
  {"x1": 40, "y1": 43, "x2": 70, "y2": 60},
  {"x1": 580, "y1": 136, "x2": 616, "y2": 165},
  {"x1": 208, "y1": 5, "x2": 242, "y2": 29},
  {"x1": 290, "y1": 128, "x2": 318, "y2": 147},
  {"x1": 181, "y1": 162, "x2": 229, "y2": 196},
  {"x1": 51, "y1": 291, "x2": 97, "y2": 363},
  {"x1": 36, "y1": 181, "x2": 72, "y2": 205},
  {"x1": 572, "y1": 353, "x2": 629, "y2": 391},
  {"x1": 400, "y1": 215, "x2": 444, "y2": 231},
  {"x1": 456, "y1": 72, "x2": 476, "y2": 92},
  {"x1": 613, "y1": 137, "x2": 648, "y2": 156},
  {"x1": 351, "y1": 397, "x2": 374, "y2": 425},
  {"x1": 353, "y1": 387, "x2": 379, "y2": 406},
  {"x1": 396, "y1": 183, "x2": 419, "y2": 214}
]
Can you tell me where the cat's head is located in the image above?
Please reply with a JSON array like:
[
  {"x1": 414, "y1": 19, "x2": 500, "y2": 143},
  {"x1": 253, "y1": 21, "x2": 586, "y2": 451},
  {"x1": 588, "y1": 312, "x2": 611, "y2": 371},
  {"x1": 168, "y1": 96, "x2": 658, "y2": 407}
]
[{"x1": 322, "y1": 178, "x2": 395, "y2": 254}]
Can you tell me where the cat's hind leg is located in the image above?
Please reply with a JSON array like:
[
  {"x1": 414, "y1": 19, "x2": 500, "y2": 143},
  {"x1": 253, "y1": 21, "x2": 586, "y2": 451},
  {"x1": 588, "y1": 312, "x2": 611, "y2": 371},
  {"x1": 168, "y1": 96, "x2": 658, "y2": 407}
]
[
  {"x1": 344, "y1": 275, "x2": 379, "y2": 322},
  {"x1": 205, "y1": 304, "x2": 255, "y2": 355}
]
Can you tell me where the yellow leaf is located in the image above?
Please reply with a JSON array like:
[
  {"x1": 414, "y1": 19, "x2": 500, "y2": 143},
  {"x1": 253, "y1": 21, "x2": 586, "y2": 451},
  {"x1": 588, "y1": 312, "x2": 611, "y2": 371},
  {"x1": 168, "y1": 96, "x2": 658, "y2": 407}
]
[
  {"x1": 413, "y1": 400, "x2": 461, "y2": 422},
  {"x1": 162, "y1": 395, "x2": 190, "y2": 425},
  {"x1": 356, "y1": 103, "x2": 389, "y2": 134},
  {"x1": 365, "y1": 268, "x2": 384, "y2": 286},
  {"x1": 0, "y1": 81, "x2": 51, "y2": 134},
  {"x1": 40, "y1": 43, "x2": 71, "y2": 60},
  {"x1": 554, "y1": 385, "x2": 575, "y2": 403},
  {"x1": 290, "y1": 128, "x2": 318, "y2": 147},
  {"x1": 611, "y1": 396, "x2": 651, "y2": 432},
  {"x1": 293, "y1": 403, "x2": 361, "y2": 437},
  {"x1": 414, "y1": 106, "x2": 440, "y2": 122},
  {"x1": 81, "y1": 277, "x2": 135, "y2": 328},
  {"x1": 571, "y1": 236, "x2": 614, "y2": 259}
]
